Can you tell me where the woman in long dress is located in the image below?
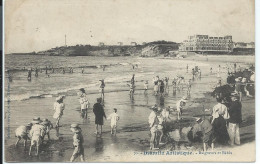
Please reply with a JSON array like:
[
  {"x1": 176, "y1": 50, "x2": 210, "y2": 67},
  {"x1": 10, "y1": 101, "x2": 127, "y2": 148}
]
[{"x1": 53, "y1": 95, "x2": 65, "y2": 128}]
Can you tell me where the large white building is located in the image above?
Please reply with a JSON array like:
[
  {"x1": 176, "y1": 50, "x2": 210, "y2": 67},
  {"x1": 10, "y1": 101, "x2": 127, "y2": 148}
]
[{"x1": 179, "y1": 35, "x2": 233, "y2": 52}]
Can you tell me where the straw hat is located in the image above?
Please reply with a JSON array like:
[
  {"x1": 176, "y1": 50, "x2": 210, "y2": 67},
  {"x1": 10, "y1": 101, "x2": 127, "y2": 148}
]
[
  {"x1": 242, "y1": 78, "x2": 247, "y2": 83},
  {"x1": 235, "y1": 78, "x2": 240, "y2": 82},
  {"x1": 238, "y1": 77, "x2": 242, "y2": 80},
  {"x1": 70, "y1": 124, "x2": 81, "y2": 133},
  {"x1": 31, "y1": 117, "x2": 42, "y2": 124},
  {"x1": 56, "y1": 95, "x2": 65, "y2": 101},
  {"x1": 26, "y1": 123, "x2": 33, "y2": 127},
  {"x1": 71, "y1": 123, "x2": 79, "y2": 128},
  {"x1": 181, "y1": 96, "x2": 188, "y2": 102}
]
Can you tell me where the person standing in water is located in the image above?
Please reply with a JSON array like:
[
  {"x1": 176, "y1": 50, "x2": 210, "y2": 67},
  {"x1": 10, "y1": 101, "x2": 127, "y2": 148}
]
[
  {"x1": 99, "y1": 79, "x2": 105, "y2": 101},
  {"x1": 45, "y1": 66, "x2": 48, "y2": 75},
  {"x1": 107, "y1": 108, "x2": 120, "y2": 135},
  {"x1": 62, "y1": 68, "x2": 65, "y2": 74},
  {"x1": 53, "y1": 95, "x2": 65, "y2": 128},
  {"x1": 81, "y1": 68, "x2": 84, "y2": 74},
  {"x1": 131, "y1": 74, "x2": 135, "y2": 85},
  {"x1": 27, "y1": 69, "x2": 32, "y2": 81},
  {"x1": 79, "y1": 88, "x2": 89, "y2": 119},
  {"x1": 93, "y1": 98, "x2": 107, "y2": 135},
  {"x1": 35, "y1": 67, "x2": 38, "y2": 77},
  {"x1": 144, "y1": 80, "x2": 149, "y2": 94},
  {"x1": 186, "y1": 64, "x2": 189, "y2": 73}
]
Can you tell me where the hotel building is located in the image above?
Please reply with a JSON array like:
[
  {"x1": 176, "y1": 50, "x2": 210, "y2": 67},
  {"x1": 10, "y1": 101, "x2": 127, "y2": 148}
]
[{"x1": 179, "y1": 35, "x2": 233, "y2": 52}]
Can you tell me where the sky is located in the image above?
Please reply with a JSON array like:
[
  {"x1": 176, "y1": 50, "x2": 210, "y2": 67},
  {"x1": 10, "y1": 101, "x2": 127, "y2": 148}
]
[{"x1": 4, "y1": 0, "x2": 255, "y2": 53}]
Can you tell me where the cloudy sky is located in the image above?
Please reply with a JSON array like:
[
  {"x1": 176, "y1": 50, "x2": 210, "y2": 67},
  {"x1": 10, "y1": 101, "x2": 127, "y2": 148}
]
[{"x1": 5, "y1": 0, "x2": 255, "y2": 53}]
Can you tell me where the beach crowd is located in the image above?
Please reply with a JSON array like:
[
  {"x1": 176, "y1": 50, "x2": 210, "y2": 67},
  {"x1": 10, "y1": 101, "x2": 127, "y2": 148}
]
[{"x1": 13, "y1": 63, "x2": 254, "y2": 162}]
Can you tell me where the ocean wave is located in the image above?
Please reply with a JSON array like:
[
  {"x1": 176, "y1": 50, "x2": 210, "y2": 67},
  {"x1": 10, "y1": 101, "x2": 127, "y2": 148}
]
[{"x1": 4, "y1": 73, "x2": 146, "y2": 102}]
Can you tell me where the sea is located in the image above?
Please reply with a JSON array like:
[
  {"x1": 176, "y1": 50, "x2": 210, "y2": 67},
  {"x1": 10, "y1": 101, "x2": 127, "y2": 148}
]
[{"x1": 4, "y1": 55, "x2": 212, "y2": 102}]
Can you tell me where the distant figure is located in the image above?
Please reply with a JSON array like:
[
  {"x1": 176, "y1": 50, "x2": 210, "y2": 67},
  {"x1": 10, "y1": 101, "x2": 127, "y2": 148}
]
[
  {"x1": 93, "y1": 98, "x2": 107, "y2": 135},
  {"x1": 164, "y1": 77, "x2": 169, "y2": 92},
  {"x1": 192, "y1": 68, "x2": 195, "y2": 80},
  {"x1": 210, "y1": 67, "x2": 213, "y2": 74},
  {"x1": 234, "y1": 63, "x2": 237, "y2": 72},
  {"x1": 62, "y1": 68, "x2": 65, "y2": 74},
  {"x1": 132, "y1": 65, "x2": 135, "y2": 70},
  {"x1": 70, "y1": 124, "x2": 84, "y2": 162},
  {"x1": 128, "y1": 83, "x2": 135, "y2": 98},
  {"x1": 53, "y1": 95, "x2": 65, "y2": 128},
  {"x1": 99, "y1": 79, "x2": 105, "y2": 101},
  {"x1": 45, "y1": 66, "x2": 48, "y2": 74},
  {"x1": 81, "y1": 68, "x2": 84, "y2": 74},
  {"x1": 158, "y1": 80, "x2": 165, "y2": 96},
  {"x1": 7, "y1": 70, "x2": 13, "y2": 82},
  {"x1": 187, "y1": 79, "x2": 192, "y2": 96},
  {"x1": 71, "y1": 67, "x2": 74, "y2": 73},
  {"x1": 27, "y1": 69, "x2": 32, "y2": 81},
  {"x1": 198, "y1": 69, "x2": 201, "y2": 78},
  {"x1": 144, "y1": 80, "x2": 149, "y2": 94},
  {"x1": 131, "y1": 74, "x2": 135, "y2": 85},
  {"x1": 186, "y1": 64, "x2": 189, "y2": 73},
  {"x1": 107, "y1": 108, "x2": 120, "y2": 135},
  {"x1": 35, "y1": 67, "x2": 38, "y2": 77},
  {"x1": 52, "y1": 66, "x2": 55, "y2": 73},
  {"x1": 103, "y1": 65, "x2": 106, "y2": 71}
]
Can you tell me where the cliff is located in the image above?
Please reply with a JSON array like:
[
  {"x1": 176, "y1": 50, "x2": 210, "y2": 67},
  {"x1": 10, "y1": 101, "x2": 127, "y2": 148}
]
[{"x1": 35, "y1": 41, "x2": 179, "y2": 57}]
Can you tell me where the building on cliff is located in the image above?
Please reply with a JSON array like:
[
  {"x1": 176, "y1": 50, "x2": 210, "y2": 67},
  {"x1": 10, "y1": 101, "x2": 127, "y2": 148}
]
[{"x1": 179, "y1": 35, "x2": 233, "y2": 53}]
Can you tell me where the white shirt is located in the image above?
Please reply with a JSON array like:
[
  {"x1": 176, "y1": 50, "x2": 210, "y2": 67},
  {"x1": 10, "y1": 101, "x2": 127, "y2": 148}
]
[
  {"x1": 212, "y1": 103, "x2": 230, "y2": 120},
  {"x1": 53, "y1": 102, "x2": 65, "y2": 119},
  {"x1": 108, "y1": 113, "x2": 120, "y2": 126},
  {"x1": 15, "y1": 126, "x2": 27, "y2": 137},
  {"x1": 161, "y1": 110, "x2": 170, "y2": 121},
  {"x1": 30, "y1": 124, "x2": 45, "y2": 137},
  {"x1": 148, "y1": 111, "x2": 157, "y2": 127},
  {"x1": 79, "y1": 94, "x2": 89, "y2": 109},
  {"x1": 176, "y1": 100, "x2": 184, "y2": 112}
]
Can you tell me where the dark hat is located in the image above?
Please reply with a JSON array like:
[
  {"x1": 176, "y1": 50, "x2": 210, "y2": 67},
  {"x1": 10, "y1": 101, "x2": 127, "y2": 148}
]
[
  {"x1": 79, "y1": 88, "x2": 86, "y2": 93},
  {"x1": 31, "y1": 117, "x2": 42, "y2": 124}
]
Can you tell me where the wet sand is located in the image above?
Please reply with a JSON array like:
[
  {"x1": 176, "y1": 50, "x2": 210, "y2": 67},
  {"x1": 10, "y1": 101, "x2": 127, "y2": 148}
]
[{"x1": 4, "y1": 56, "x2": 255, "y2": 162}]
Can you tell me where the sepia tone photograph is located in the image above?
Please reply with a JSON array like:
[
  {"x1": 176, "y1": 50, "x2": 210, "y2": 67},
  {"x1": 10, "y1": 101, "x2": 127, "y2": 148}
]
[{"x1": 3, "y1": 0, "x2": 256, "y2": 162}]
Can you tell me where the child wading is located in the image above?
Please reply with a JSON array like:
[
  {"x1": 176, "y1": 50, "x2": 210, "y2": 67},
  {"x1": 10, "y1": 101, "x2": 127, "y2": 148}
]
[
  {"x1": 53, "y1": 95, "x2": 65, "y2": 128},
  {"x1": 108, "y1": 108, "x2": 120, "y2": 135},
  {"x1": 70, "y1": 124, "x2": 85, "y2": 162},
  {"x1": 79, "y1": 88, "x2": 89, "y2": 119}
]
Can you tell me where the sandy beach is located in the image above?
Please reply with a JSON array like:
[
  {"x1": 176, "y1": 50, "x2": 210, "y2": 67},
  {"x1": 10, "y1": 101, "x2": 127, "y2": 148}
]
[{"x1": 4, "y1": 55, "x2": 255, "y2": 162}]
